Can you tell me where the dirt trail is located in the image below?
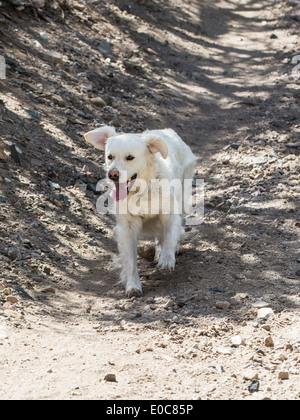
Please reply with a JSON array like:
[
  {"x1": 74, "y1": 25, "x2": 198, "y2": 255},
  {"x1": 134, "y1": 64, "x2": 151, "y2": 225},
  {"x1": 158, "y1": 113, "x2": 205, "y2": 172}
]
[{"x1": 0, "y1": 0, "x2": 299, "y2": 400}]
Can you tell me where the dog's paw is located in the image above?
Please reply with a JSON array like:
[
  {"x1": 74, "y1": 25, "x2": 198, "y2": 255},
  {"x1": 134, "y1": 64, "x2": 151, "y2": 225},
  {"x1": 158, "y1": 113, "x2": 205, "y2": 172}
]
[
  {"x1": 157, "y1": 255, "x2": 175, "y2": 271},
  {"x1": 126, "y1": 287, "x2": 143, "y2": 298}
]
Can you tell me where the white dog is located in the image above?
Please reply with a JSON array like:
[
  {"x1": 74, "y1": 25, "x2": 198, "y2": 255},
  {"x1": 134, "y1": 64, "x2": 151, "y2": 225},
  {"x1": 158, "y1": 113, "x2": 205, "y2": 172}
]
[{"x1": 85, "y1": 126, "x2": 196, "y2": 297}]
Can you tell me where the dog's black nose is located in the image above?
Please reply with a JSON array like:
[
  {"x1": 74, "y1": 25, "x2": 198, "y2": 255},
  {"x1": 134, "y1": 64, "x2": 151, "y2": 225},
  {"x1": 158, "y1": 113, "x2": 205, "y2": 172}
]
[{"x1": 108, "y1": 170, "x2": 119, "y2": 182}]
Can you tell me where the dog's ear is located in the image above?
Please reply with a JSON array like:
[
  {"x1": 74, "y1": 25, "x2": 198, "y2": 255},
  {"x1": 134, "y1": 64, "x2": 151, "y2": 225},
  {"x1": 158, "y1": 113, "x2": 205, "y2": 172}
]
[
  {"x1": 84, "y1": 126, "x2": 116, "y2": 150},
  {"x1": 146, "y1": 135, "x2": 168, "y2": 159}
]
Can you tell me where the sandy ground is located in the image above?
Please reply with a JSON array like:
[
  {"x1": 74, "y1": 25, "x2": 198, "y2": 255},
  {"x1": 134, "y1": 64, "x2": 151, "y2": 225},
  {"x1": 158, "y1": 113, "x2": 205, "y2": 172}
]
[{"x1": 0, "y1": 0, "x2": 299, "y2": 400}]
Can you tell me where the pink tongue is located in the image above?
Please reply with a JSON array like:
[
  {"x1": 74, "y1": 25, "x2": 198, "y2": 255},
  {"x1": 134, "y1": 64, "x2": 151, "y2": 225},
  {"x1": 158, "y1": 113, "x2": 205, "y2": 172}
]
[{"x1": 110, "y1": 182, "x2": 128, "y2": 202}]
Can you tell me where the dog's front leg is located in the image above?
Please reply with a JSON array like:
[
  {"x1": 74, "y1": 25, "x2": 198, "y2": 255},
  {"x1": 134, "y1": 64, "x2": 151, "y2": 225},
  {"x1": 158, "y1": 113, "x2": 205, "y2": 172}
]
[
  {"x1": 116, "y1": 216, "x2": 143, "y2": 297},
  {"x1": 158, "y1": 213, "x2": 182, "y2": 270}
]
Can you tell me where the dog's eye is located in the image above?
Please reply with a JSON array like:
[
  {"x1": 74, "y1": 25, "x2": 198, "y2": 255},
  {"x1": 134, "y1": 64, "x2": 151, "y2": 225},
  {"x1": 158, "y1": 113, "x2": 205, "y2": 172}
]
[
  {"x1": 107, "y1": 155, "x2": 114, "y2": 160},
  {"x1": 126, "y1": 155, "x2": 135, "y2": 161}
]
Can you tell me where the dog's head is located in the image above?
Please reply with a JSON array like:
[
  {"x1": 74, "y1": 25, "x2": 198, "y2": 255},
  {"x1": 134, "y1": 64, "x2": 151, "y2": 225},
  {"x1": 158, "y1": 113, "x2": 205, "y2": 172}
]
[{"x1": 84, "y1": 125, "x2": 168, "y2": 202}]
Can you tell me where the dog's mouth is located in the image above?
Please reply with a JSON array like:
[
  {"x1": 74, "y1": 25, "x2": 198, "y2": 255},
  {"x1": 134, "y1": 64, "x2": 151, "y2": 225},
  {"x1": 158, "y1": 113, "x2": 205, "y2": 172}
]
[{"x1": 110, "y1": 174, "x2": 137, "y2": 202}]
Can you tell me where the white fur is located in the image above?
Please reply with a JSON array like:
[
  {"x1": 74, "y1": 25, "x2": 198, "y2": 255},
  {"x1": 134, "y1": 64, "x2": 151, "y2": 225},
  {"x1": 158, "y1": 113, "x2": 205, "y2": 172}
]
[{"x1": 85, "y1": 126, "x2": 196, "y2": 297}]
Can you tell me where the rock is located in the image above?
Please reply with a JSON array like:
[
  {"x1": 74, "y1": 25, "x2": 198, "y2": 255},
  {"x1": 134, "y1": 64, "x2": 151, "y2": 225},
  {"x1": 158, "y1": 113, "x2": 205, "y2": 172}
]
[
  {"x1": 51, "y1": 94, "x2": 66, "y2": 107},
  {"x1": 40, "y1": 287, "x2": 55, "y2": 294},
  {"x1": 215, "y1": 300, "x2": 230, "y2": 310},
  {"x1": 278, "y1": 371, "x2": 289, "y2": 380},
  {"x1": 91, "y1": 97, "x2": 106, "y2": 107},
  {"x1": 42, "y1": 50, "x2": 64, "y2": 65},
  {"x1": 39, "y1": 32, "x2": 49, "y2": 41},
  {"x1": 145, "y1": 47, "x2": 158, "y2": 56},
  {"x1": 32, "y1": 0, "x2": 45, "y2": 7},
  {"x1": 209, "y1": 287, "x2": 226, "y2": 294},
  {"x1": 248, "y1": 379, "x2": 260, "y2": 393},
  {"x1": 257, "y1": 307, "x2": 274, "y2": 320},
  {"x1": 264, "y1": 335, "x2": 274, "y2": 347},
  {"x1": 104, "y1": 374, "x2": 117, "y2": 382},
  {"x1": 242, "y1": 370, "x2": 259, "y2": 381},
  {"x1": 48, "y1": 181, "x2": 61, "y2": 191},
  {"x1": 6, "y1": 296, "x2": 18, "y2": 304},
  {"x1": 0, "y1": 196, "x2": 6, "y2": 203},
  {"x1": 78, "y1": 111, "x2": 92, "y2": 120},
  {"x1": 255, "y1": 347, "x2": 265, "y2": 356},
  {"x1": 231, "y1": 335, "x2": 245, "y2": 347},
  {"x1": 252, "y1": 300, "x2": 270, "y2": 308},
  {"x1": 270, "y1": 33, "x2": 278, "y2": 39},
  {"x1": 53, "y1": 193, "x2": 70, "y2": 207},
  {"x1": 1, "y1": 288, "x2": 11, "y2": 296},
  {"x1": 4, "y1": 246, "x2": 22, "y2": 261},
  {"x1": 42, "y1": 266, "x2": 51, "y2": 275},
  {"x1": 73, "y1": 2, "x2": 85, "y2": 11}
]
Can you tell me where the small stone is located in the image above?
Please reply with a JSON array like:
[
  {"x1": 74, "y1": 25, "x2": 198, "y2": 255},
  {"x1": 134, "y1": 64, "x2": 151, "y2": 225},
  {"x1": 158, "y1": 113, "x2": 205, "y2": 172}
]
[
  {"x1": 39, "y1": 32, "x2": 49, "y2": 41},
  {"x1": 257, "y1": 307, "x2": 274, "y2": 319},
  {"x1": 104, "y1": 374, "x2": 117, "y2": 382},
  {"x1": 4, "y1": 246, "x2": 22, "y2": 261},
  {"x1": 1, "y1": 288, "x2": 11, "y2": 296},
  {"x1": 264, "y1": 335, "x2": 274, "y2": 347},
  {"x1": 54, "y1": 194, "x2": 70, "y2": 207},
  {"x1": 261, "y1": 324, "x2": 271, "y2": 331},
  {"x1": 32, "y1": 0, "x2": 45, "y2": 7},
  {"x1": 248, "y1": 379, "x2": 260, "y2": 393},
  {"x1": 43, "y1": 50, "x2": 64, "y2": 65},
  {"x1": 215, "y1": 300, "x2": 230, "y2": 310},
  {"x1": 6, "y1": 296, "x2": 18, "y2": 304},
  {"x1": 91, "y1": 97, "x2": 106, "y2": 107},
  {"x1": 231, "y1": 335, "x2": 245, "y2": 347},
  {"x1": 41, "y1": 287, "x2": 55, "y2": 294},
  {"x1": 242, "y1": 370, "x2": 259, "y2": 381},
  {"x1": 252, "y1": 300, "x2": 270, "y2": 308},
  {"x1": 51, "y1": 94, "x2": 66, "y2": 107},
  {"x1": 278, "y1": 371, "x2": 289, "y2": 380},
  {"x1": 48, "y1": 181, "x2": 61, "y2": 190},
  {"x1": 43, "y1": 266, "x2": 51, "y2": 275},
  {"x1": 209, "y1": 287, "x2": 225, "y2": 294},
  {"x1": 73, "y1": 2, "x2": 85, "y2": 11},
  {"x1": 276, "y1": 353, "x2": 287, "y2": 362}
]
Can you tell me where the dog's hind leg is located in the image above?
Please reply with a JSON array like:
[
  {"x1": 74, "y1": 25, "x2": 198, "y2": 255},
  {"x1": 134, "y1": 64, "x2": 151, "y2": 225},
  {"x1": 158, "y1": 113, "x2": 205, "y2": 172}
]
[
  {"x1": 157, "y1": 213, "x2": 182, "y2": 270},
  {"x1": 154, "y1": 238, "x2": 162, "y2": 262}
]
